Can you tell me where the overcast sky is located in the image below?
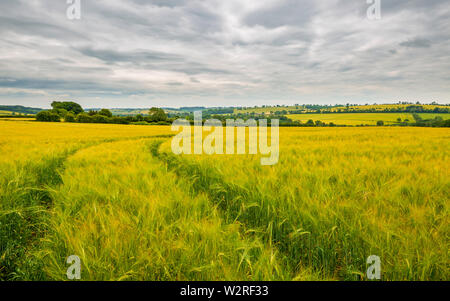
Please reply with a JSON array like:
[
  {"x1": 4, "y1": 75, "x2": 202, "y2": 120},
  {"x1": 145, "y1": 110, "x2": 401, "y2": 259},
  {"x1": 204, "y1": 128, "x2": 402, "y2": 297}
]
[{"x1": 0, "y1": 0, "x2": 449, "y2": 108}]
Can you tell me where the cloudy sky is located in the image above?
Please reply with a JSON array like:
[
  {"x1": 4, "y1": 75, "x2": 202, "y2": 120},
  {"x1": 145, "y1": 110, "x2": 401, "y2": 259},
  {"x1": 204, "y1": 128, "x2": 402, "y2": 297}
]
[{"x1": 0, "y1": 0, "x2": 449, "y2": 108}]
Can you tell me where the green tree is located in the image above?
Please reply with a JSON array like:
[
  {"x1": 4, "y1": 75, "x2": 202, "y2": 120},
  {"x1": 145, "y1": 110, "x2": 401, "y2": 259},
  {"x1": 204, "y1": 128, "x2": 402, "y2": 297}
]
[
  {"x1": 109, "y1": 116, "x2": 129, "y2": 124},
  {"x1": 148, "y1": 107, "x2": 167, "y2": 122},
  {"x1": 36, "y1": 111, "x2": 60, "y2": 122},
  {"x1": 52, "y1": 108, "x2": 68, "y2": 118},
  {"x1": 91, "y1": 114, "x2": 109, "y2": 123},
  {"x1": 98, "y1": 109, "x2": 113, "y2": 117},
  {"x1": 76, "y1": 113, "x2": 93, "y2": 123},
  {"x1": 51, "y1": 101, "x2": 84, "y2": 115},
  {"x1": 135, "y1": 114, "x2": 144, "y2": 122},
  {"x1": 306, "y1": 119, "x2": 315, "y2": 126},
  {"x1": 65, "y1": 113, "x2": 76, "y2": 122},
  {"x1": 376, "y1": 120, "x2": 384, "y2": 126}
]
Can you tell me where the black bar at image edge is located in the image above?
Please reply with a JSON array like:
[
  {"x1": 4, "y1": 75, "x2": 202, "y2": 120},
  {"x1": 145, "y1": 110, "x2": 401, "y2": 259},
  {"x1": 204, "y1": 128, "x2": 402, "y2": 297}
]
[{"x1": 0, "y1": 281, "x2": 447, "y2": 298}]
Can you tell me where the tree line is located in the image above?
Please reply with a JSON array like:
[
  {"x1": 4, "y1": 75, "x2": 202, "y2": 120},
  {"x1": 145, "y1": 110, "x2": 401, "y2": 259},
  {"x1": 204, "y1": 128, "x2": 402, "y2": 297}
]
[
  {"x1": 34, "y1": 101, "x2": 449, "y2": 127},
  {"x1": 36, "y1": 102, "x2": 170, "y2": 125}
]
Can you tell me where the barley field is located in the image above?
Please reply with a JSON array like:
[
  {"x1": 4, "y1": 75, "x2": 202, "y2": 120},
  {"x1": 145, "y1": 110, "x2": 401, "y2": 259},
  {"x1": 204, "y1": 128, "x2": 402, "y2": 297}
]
[
  {"x1": 287, "y1": 113, "x2": 450, "y2": 125},
  {"x1": 234, "y1": 104, "x2": 449, "y2": 115},
  {"x1": 330, "y1": 104, "x2": 450, "y2": 112},
  {"x1": 0, "y1": 120, "x2": 448, "y2": 280}
]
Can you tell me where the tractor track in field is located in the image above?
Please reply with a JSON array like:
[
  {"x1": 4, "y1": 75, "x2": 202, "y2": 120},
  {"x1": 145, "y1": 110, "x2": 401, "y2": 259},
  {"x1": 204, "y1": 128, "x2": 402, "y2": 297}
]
[
  {"x1": 147, "y1": 140, "x2": 295, "y2": 270},
  {"x1": 25, "y1": 134, "x2": 176, "y2": 208},
  {"x1": 0, "y1": 134, "x2": 173, "y2": 280},
  {"x1": 148, "y1": 140, "x2": 371, "y2": 280}
]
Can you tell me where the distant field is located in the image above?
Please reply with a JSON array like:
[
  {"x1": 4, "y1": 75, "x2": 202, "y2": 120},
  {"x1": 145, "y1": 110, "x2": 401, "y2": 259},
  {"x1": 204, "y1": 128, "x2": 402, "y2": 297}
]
[
  {"x1": 0, "y1": 105, "x2": 42, "y2": 115},
  {"x1": 331, "y1": 104, "x2": 449, "y2": 112},
  {"x1": 0, "y1": 111, "x2": 33, "y2": 116},
  {"x1": 234, "y1": 104, "x2": 449, "y2": 115},
  {"x1": 0, "y1": 117, "x2": 35, "y2": 121},
  {"x1": 287, "y1": 113, "x2": 450, "y2": 125},
  {"x1": 108, "y1": 109, "x2": 149, "y2": 116},
  {"x1": 419, "y1": 113, "x2": 450, "y2": 120},
  {"x1": 235, "y1": 106, "x2": 307, "y2": 114},
  {"x1": 108, "y1": 108, "x2": 180, "y2": 116}
]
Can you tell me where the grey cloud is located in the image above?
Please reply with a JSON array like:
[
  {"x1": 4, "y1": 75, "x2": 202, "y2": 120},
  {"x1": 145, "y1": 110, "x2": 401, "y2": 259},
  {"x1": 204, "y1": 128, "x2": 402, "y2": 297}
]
[
  {"x1": 244, "y1": 0, "x2": 317, "y2": 29},
  {"x1": 336, "y1": 0, "x2": 449, "y2": 19},
  {"x1": 166, "y1": 82, "x2": 183, "y2": 86},
  {"x1": 0, "y1": 77, "x2": 119, "y2": 92},
  {"x1": 0, "y1": 16, "x2": 89, "y2": 42},
  {"x1": 400, "y1": 38, "x2": 432, "y2": 48},
  {"x1": 77, "y1": 47, "x2": 233, "y2": 76},
  {"x1": 170, "y1": 66, "x2": 233, "y2": 75},
  {"x1": 78, "y1": 48, "x2": 183, "y2": 64},
  {"x1": 130, "y1": 0, "x2": 186, "y2": 8}
]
